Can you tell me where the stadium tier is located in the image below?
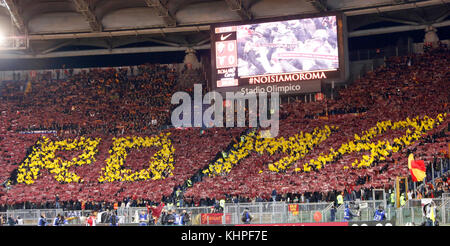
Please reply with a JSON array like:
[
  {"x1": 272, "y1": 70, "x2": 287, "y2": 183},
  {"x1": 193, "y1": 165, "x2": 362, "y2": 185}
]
[{"x1": 0, "y1": 47, "x2": 448, "y2": 211}]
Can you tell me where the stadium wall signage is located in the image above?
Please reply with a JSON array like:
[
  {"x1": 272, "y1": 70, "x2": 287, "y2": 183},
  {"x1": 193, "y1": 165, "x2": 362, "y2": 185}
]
[
  {"x1": 238, "y1": 80, "x2": 321, "y2": 95},
  {"x1": 200, "y1": 213, "x2": 232, "y2": 225},
  {"x1": 248, "y1": 71, "x2": 327, "y2": 85}
]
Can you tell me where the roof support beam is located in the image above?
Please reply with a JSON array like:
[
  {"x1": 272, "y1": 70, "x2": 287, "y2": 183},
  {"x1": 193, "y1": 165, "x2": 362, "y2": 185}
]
[
  {"x1": 435, "y1": 9, "x2": 450, "y2": 23},
  {"x1": 28, "y1": 25, "x2": 211, "y2": 41},
  {"x1": 71, "y1": 0, "x2": 103, "y2": 32},
  {"x1": 225, "y1": 0, "x2": 253, "y2": 20},
  {"x1": 195, "y1": 38, "x2": 210, "y2": 46},
  {"x1": 39, "y1": 40, "x2": 74, "y2": 55},
  {"x1": 2, "y1": 0, "x2": 27, "y2": 34},
  {"x1": 377, "y1": 15, "x2": 420, "y2": 26},
  {"x1": 307, "y1": 0, "x2": 329, "y2": 12},
  {"x1": 144, "y1": 0, "x2": 177, "y2": 27},
  {"x1": 349, "y1": 19, "x2": 450, "y2": 37},
  {"x1": 144, "y1": 37, "x2": 182, "y2": 47},
  {"x1": 0, "y1": 44, "x2": 211, "y2": 59},
  {"x1": 345, "y1": 0, "x2": 446, "y2": 16}
]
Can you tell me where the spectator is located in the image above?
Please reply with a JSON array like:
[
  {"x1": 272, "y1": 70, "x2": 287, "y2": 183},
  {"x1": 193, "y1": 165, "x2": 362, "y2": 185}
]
[
  {"x1": 180, "y1": 210, "x2": 191, "y2": 226},
  {"x1": 336, "y1": 192, "x2": 344, "y2": 207},
  {"x1": 160, "y1": 208, "x2": 168, "y2": 225},
  {"x1": 109, "y1": 211, "x2": 119, "y2": 226},
  {"x1": 423, "y1": 201, "x2": 438, "y2": 226},
  {"x1": 55, "y1": 194, "x2": 60, "y2": 209},
  {"x1": 399, "y1": 193, "x2": 406, "y2": 207},
  {"x1": 271, "y1": 189, "x2": 277, "y2": 202},
  {"x1": 17, "y1": 216, "x2": 23, "y2": 225},
  {"x1": 165, "y1": 209, "x2": 176, "y2": 225},
  {"x1": 389, "y1": 191, "x2": 395, "y2": 207},
  {"x1": 330, "y1": 204, "x2": 337, "y2": 222}
]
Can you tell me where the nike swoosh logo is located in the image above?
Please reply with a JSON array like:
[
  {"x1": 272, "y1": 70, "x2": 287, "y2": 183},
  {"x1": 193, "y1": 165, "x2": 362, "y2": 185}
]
[{"x1": 221, "y1": 33, "x2": 232, "y2": 41}]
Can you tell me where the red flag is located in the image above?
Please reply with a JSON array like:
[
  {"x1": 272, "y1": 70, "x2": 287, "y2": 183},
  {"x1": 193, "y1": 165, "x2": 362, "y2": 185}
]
[
  {"x1": 410, "y1": 160, "x2": 426, "y2": 182},
  {"x1": 150, "y1": 202, "x2": 165, "y2": 219}
]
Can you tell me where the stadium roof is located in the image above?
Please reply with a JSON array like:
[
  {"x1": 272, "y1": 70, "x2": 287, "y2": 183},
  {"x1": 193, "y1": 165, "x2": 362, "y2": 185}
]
[{"x1": 0, "y1": 0, "x2": 449, "y2": 59}]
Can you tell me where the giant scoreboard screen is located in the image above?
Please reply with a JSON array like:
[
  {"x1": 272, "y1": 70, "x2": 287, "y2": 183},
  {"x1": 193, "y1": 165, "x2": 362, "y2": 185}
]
[{"x1": 211, "y1": 13, "x2": 347, "y2": 95}]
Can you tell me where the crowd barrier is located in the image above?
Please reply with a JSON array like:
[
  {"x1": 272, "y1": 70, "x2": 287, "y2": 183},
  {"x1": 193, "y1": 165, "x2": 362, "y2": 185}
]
[{"x1": 2, "y1": 196, "x2": 448, "y2": 226}]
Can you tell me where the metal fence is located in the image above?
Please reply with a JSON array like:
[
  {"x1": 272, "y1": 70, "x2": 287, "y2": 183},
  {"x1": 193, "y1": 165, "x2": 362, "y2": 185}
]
[
  {"x1": 221, "y1": 197, "x2": 449, "y2": 225},
  {"x1": 115, "y1": 205, "x2": 213, "y2": 224},
  {"x1": 224, "y1": 202, "x2": 333, "y2": 225},
  {"x1": 0, "y1": 209, "x2": 64, "y2": 225},
  {"x1": 400, "y1": 197, "x2": 450, "y2": 225},
  {"x1": 1, "y1": 196, "x2": 449, "y2": 226},
  {"x1": 224, "y1": 200, "x2": 388, "y2": 224}
]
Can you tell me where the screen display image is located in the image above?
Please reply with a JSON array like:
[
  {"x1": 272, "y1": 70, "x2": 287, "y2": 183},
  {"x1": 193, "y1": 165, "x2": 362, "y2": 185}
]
[
  {"x1": 211, "y1": 13, "x2": 346, "y2": 95},
  {"x1": 236, "y1": 16, "x2": 338, "y2": 77}
]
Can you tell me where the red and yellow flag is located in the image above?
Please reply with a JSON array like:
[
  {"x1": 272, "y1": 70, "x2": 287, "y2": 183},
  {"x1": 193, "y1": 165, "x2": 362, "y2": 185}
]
[
  {"x1": 408, "y1": 154, "x2": 426, "y2": 182},
  {"x1": 288, "y1": 204, "x2": 299, "y2": 216}
]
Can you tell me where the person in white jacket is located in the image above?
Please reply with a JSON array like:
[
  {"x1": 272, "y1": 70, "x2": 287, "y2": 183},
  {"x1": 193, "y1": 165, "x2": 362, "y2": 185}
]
[
  {"x1": 424, "y1": 201, "x2": 438, "y2": 226},
  {"x1": 17, "y1": 216, "x2": 23, "y2": 225}
]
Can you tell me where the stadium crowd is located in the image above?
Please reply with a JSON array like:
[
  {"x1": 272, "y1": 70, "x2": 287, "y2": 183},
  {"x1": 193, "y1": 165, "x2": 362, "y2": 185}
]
[
  {"x1": 1, "y1": 64, "x2": 177, "y2": 135},
  {"x1": 0, "y1": 47, "x2": 448, "y2": 215},
  {"x1": 184, "y1": 47, "x2": 449, "y2": 202}
]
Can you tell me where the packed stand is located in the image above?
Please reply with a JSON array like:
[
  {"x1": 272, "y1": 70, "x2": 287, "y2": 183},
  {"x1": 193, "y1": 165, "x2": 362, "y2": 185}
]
[
  {"x1": 0, "y1": 63, "x2": 243, "y2": 211},
  {"x1": 0, "y1": 47, "x2": 449, "y2": 213},
  {"x1": 183, "y1": 48, "x2": 449, "y2": 205}
]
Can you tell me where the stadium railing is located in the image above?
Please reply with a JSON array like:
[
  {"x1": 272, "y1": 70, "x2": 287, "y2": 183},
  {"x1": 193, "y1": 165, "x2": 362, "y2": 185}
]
[
  {"x1": 1, "y1": 196, "x2": 449, "y2": 226},
  {"x1": 0, "y1": 208, "x2": 64, "y2": 225},
  {"x1": 222, "y1": 201, "x2": 352, "y2": 225}
]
